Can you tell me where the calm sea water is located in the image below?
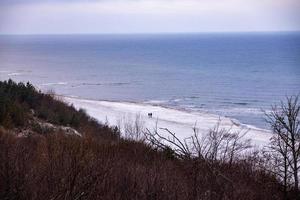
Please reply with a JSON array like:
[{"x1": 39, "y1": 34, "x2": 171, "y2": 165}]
[{"x1": 0, "y1": 33, "x2": 299, "y2": 128}]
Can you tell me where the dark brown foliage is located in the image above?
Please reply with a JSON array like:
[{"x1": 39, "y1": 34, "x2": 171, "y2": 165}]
[
  {"x1": 0, "y1": 130, "x2": 284, "y2": 200},
  {"x1": 0, "y1": 80, "x2": 288, "y2": 199}
]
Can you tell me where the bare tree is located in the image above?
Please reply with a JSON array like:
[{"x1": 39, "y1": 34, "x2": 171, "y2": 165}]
[
  {"x1": 269, "y1": 134, "x2": 291, "y2": 197},
  {"x1": 191, "y1": 122, "x2": 251, "y2": 165},
  {"x1": 266, "y1": 95, "x2": 300, "y2": 193},
  {"x1": 144, "y1": 120, "x2": 252, "y2": 163}
]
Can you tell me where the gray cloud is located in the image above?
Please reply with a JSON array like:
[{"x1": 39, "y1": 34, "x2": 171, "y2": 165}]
[
  {"x1": 0, "y1": 0, "x2": 299, "y2": 34},
  {"x1": 0, "y1": 0, "x2": 102, "y2": 5}
]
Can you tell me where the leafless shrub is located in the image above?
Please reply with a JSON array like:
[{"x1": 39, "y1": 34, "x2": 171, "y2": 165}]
[
  {"x1": 144, "y1": 127, "x2": 192, "y2": 159},
  {"x1": 144, "y1": 120, "x2": 252, "y2": 164},
  {"x1": 117, "y1": 113, "x2": 146, "y2": 141},
  {"x1": 192, "y1": 122, "x2": 252, "y2": 165}
]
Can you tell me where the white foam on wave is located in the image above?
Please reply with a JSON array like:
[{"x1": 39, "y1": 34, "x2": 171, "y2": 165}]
[
  {"x1": 41, "y1": 82, "x2": 68, "y2": 86},
  {"x1": 70, "y1": 82, "x2": 130, "y2": 88},
  {"x1": 143, "y1": 100, "x2": 168, "y2": 104},
  {"x1": 5, "y1": 70, "x2": 32, "y2": 77},
  {"x1": 8, "y1": 72, "x2": 23, "y2": 76},
  {"x1": 63, "y1": 96, "x2": 272, "y2": 148},
  {"x1": 217, "y1": 107, "x2": 269, "y2": 116}
]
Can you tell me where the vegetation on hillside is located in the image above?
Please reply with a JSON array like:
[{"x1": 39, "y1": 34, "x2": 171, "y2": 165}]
[
  {"x1": 0, "y1": 79, "x2": 119, "y2": 140},
  {"x1": 0, "y1": 80, "x2": 299, "y2": 199}
]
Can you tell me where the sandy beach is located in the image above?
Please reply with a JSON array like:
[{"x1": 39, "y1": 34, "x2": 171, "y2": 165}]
[{"x1": 63, "y1": 96, "x2": 272, "y2": 148}]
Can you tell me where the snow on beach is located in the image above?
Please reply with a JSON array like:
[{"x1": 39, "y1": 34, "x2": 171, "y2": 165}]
[{"x1": 63, "y1": 96, "x2": 272, "y2": 148}]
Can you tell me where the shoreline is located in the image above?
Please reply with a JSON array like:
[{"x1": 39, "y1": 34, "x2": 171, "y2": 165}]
[{"x1": 62, "y1": 95, "x2": 272, "y2": 148}]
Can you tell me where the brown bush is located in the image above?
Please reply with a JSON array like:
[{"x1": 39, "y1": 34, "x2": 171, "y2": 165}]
[{"x1": 0, "y1": 129, "x2": 284, "y2": 200}]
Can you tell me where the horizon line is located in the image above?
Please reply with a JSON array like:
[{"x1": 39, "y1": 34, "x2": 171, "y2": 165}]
[{"x1": 1, "y1": 30, "x2": 300, "y2": 36}]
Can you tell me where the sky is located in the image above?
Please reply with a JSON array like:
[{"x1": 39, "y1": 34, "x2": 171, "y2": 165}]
[{"x1": 0, "y1": 0, "x2": 300, "y2": 34}]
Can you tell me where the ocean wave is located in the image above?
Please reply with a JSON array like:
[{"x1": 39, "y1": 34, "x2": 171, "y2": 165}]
[
  {"x1": 169, "y1": 96, "x2": 200, "y2": 103},
  {"x1": 71, "y1": 82, "x2": 130, "y2": 87},
  {"x1": 84, "y1": 82, "x2": 130, "y2": 86},
  {"x1": 214, "y1": 107, "x2": 267, "y2": 115},
  {"x1": 41, "y1": 82, "x2": 68, "y2": 86},
  {"x1": 221, "y1": 101, "x2": 249, "y2": 106},
  {"x1": 143, "y1": 100, "x2": 168, "y2": 104},
  {"x1": 8, "y1": 72, "x2": 23, "y2": 76},
  {"x1": 5, "y1": 69, "x2": 32, "y2": 76}
]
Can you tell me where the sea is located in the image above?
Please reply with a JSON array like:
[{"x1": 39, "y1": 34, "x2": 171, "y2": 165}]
[{"x1": 0, "y1": 32, "x2": 299, "y2": 129}]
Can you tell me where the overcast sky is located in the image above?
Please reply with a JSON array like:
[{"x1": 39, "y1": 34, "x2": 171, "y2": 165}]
[{"x1": 0, "y1": 0, "x2": 299, "y2": 34}]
